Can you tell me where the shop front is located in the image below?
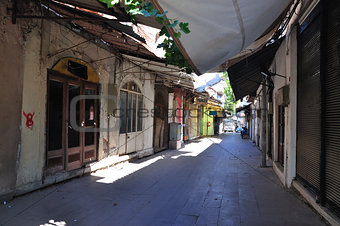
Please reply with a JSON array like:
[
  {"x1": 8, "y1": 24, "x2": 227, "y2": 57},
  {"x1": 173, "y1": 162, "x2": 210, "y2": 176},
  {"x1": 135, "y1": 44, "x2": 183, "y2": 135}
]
[{"x1": 46, "y1": 58, "x2": 99, "y2": 174}]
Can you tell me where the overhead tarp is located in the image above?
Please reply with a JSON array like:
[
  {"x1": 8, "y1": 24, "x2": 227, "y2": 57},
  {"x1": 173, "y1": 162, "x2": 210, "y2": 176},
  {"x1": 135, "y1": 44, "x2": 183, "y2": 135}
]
[
  {"x1": 227, "y1": 39, "x2": 282, "y2": 100},
  {"x1": 236, "y1": 104, "x2": 251, "y2": 113},
  {"x1": 194, "y1": 73, "x2": 222, "y2": 92},
  {"x1": 155, "y1": 0, "x2": 292, "y2": 74}
]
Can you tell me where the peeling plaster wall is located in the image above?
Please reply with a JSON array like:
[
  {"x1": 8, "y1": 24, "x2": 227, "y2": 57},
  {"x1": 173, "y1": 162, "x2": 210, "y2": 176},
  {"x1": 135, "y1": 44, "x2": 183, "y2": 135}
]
[
  {"x1": 0, "y1": 1, "x2": 24, "y2": 200},
  {"x1": 15, "y1": 19, "x2": 155, "y2": 194},
  {"x1": 17, "y1": 26, "x2": 46, "y2": 188}
]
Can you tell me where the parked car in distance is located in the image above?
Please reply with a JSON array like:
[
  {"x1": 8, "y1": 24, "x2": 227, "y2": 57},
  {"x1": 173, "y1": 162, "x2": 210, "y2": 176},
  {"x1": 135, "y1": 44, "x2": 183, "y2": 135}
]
[
  {"x1": 235, "y1": 127, "x2": 243, "y2": 133},
  {"x1": 224, "y1": 121, "x2": 235, "y2": 132}
]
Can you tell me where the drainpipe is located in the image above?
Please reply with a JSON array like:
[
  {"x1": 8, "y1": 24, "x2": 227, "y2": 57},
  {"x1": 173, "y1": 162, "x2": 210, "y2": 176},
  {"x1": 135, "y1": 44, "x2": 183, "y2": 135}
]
[{"x1": 261, "y1": 76, "x2": 267, "y2": 167}]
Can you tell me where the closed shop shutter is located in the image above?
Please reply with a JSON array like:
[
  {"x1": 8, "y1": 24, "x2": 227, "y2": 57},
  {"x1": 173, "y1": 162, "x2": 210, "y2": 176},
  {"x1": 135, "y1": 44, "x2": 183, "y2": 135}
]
[
  {"x1": 296, "y1": 5, "x2": 321, "y2": 195},
  {"x1": 324, "y1": 0, "x2": 340, "y2": 217}
]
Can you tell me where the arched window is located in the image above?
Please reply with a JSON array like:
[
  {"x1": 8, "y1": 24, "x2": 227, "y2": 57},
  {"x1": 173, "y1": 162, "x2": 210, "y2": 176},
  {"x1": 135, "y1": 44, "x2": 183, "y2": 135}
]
[{"x1": 120, "y1": 82, "x2": 143, "y2": 133}]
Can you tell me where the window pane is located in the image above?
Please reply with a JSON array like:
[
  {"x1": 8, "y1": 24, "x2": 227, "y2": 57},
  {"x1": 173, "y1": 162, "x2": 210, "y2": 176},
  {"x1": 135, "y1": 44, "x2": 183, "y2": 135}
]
[
  {"x1": 132, "y1": 94, "x2": 137, "y2": 132},
  {"x1": 120, "y1": 91, "x2": 127, "y2": 133},
  {"x1": 127, "y1": 93, "x2": 133, "y2": 133},
  {"x1": 85, "y1": 132, "x2": 94, "y2": 146},
  {"x1": 85, "y1": 89, "x2": 95, "y2": 127},
  {"x1": 137, "y1": 95, "x2": 143, "y2": 131},
  {"x1": 68, "y1": 85, "x2": 80, "y2": 148},
  {"x1": 85, "y1": 89, "x2": 95, "y2": 146},
  {"x1": 48, "y1": 80, "x2": 63, "y2": 151},
  {"x1": 123, "y1": 82, "x2": 141, "y2": 93}
]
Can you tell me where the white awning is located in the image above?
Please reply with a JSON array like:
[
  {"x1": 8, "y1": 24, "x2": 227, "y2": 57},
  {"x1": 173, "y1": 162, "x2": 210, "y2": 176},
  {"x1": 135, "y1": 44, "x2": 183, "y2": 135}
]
[{"x1": 155, "y1": 0, "x2": 292, "y2": 74}]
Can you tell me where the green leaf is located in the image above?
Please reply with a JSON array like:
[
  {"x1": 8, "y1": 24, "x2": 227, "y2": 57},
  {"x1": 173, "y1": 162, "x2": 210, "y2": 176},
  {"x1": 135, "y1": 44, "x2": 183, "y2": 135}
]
[
  {"x1": 129, "y1": 8, "x2": 143, "y2": 15},
  {"x1": 140, "y1": 8, "x2": 152, "y2": 17},
  {"x1": 159, "y1": 26, "x2": 170, "y2": 37},
  {"x1": 156, "y1": 11, "x2": 168, "y2": 17},
  {"x1": 173, "y1": 31, "x2": 181, "y2": 39},
  {"x1": 99, "y1": 0, "x2": 120, "y2": 8},
  {"x1": 185, "y1": 67, "x2": 192, "y2": 74},
  {"x1": 155, "y1": 16, "x2": 164, "y2": 24},
  {"x1": 157, "y1": 43, "x2": 166, "y2": 48},
  {"x1": 144, "y1": 2, "x2": 153, "y2": 9},
  {"x1": 101, "y1": 0, "x2": 192, "y2": 74},
  {"x1": 112, "y1": 0, "x2": 120, "y2": 4},
  {"x1": 179, "y1": 22, "x2": 190, "y2": 34},
  {"x1": 167, "y1": 20, "x2": 178, "y2": 28}
]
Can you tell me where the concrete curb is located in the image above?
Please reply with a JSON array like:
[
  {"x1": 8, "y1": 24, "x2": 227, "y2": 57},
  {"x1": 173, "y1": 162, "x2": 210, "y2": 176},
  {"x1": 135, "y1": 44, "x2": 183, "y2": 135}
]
[{"x1": 292, "y1": 180, "x2": 340, "y2": 226}]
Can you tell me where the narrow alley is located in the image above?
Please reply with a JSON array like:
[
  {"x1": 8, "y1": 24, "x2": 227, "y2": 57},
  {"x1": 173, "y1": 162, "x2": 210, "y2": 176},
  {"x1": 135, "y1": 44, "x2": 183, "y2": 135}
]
[{"x1": 0, "y1": 134, "x2": 325, "y2": 226}]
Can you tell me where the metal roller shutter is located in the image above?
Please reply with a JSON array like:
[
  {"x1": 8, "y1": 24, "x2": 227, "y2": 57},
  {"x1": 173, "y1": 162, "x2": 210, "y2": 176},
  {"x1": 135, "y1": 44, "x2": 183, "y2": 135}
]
[
  {"x1": 296, "y1": 5, "x2": 321, "y2": 195},
  {"x1": 324, "y1": 0, "x2": 340, "y2": 217}
]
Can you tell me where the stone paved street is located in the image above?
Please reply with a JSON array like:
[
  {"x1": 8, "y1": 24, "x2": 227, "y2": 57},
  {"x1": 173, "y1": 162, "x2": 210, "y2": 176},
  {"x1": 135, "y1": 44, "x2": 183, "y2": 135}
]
[{"x1": 0, "y1": 133, "x2": 325, "y2": 226}]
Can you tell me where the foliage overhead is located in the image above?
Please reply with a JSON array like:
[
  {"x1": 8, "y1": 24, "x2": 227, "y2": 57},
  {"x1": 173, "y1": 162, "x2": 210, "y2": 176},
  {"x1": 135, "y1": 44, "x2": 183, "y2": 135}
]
[
  {"x1": 99, "y1": 0, "x2": 192, "y2": 74},
  {"x1": 223, "y1": 72, "x2": 237, "y2": 114}
]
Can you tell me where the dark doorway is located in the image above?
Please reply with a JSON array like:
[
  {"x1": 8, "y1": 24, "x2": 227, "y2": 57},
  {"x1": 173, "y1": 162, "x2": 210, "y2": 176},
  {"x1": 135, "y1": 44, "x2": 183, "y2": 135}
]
[
  {"x1": 153, "y1": 85, "x2": 169, "y2": 152},
  {"x1": 278, "y1": 105, "x2": 285, "y2": 166},
  {"x1": 213, "y1": 116, "x2": 219, "y2": 135}
]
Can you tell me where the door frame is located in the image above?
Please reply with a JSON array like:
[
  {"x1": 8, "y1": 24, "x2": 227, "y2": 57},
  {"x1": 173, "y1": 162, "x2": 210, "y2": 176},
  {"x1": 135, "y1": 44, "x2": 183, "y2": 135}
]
[
  {"x1": 46, "y1": 70, "x2": 99, "y2": 174},
  {"x1": 46, "y1": 74, "x2": 66, "y2": 174},
  {"x1": 118, "y1": 82, "x2": 144, "y2": 155},
  {"x1": 83, "y1": 83, "x2": 99, "y2": 164}
]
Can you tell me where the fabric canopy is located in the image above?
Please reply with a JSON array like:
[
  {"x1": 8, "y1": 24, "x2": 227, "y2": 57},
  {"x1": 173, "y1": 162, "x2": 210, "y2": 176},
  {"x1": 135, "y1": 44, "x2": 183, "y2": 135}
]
[
  {"x1": 227, "y1": 39, "x2": 282, "y2": 100},
  {"x1": 155, "y1": 0, "x2": 292, "y2": 74},
  {"x1": 194, "y1": 73, "x2": 222, "y2": 92},
  {"x1": 236, "y1": 104, "x2": 251, "y2": 113}
]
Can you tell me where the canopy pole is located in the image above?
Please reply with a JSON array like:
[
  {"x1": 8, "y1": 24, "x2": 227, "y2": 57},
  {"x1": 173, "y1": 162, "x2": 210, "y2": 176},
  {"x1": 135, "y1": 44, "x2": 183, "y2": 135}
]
[{"x1": 261, "y1": 76, "x2": 267, "y2": 167}]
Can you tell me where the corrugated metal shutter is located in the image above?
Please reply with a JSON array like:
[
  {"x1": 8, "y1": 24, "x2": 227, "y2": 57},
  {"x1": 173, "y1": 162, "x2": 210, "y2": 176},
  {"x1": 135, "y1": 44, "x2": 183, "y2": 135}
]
[
  {"x1": 296, "y1": 5, "x2": 321, "y2": 195},
  {"x1": 324, "y1": 0, "x2": 340, "y2": 217}
]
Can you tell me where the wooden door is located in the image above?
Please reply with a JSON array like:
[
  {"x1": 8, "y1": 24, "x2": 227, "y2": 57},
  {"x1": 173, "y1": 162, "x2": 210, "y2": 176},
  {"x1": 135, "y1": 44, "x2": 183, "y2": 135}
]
[
  {"x1": 83, "y1": 85, "x2": 98, "y2": 163},
  {"x1": 66, "y1": 81, "x2": 82, "y2": 171},
  {"x1": 47, "y1": 73, "x2": 98, "y2": 173}
]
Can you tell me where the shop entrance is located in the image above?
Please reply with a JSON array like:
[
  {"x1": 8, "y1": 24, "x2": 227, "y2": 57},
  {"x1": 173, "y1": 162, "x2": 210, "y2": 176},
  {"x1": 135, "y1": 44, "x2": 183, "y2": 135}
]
[
  {"x1": 46, "y1": 58, "x2": 99, "y2": 174},
  {"x1": 153, "y1": 86, "x2": 168, "y2": 151},
  {"x1": 277, "y1": 105, "x2": 285, "y2": 166}
]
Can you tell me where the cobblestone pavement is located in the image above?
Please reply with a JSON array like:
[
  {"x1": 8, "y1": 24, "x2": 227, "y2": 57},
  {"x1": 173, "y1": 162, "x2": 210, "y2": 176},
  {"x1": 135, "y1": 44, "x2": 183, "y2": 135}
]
[{"x1": 0, "y1": 133, "x2": 325, "y2": 226}]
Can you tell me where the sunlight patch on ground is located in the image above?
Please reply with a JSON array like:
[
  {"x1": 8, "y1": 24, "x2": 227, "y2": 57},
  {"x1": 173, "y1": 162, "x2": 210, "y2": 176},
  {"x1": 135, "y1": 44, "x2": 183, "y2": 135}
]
[
  {"x1": 93, "y1": 137, "x2": 221, "y2": 184},
  {"x1": 39, "y1": 219, "x2": 66, "y2": 226},
  {"x1": 171, "y1": 137, "x2": 221, "y2": 159},
  {"x1": 93, "y1": 155, "x2": 165, "y2": 184}
]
